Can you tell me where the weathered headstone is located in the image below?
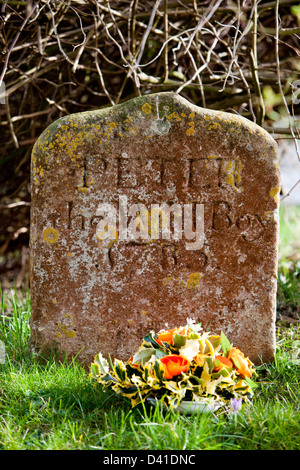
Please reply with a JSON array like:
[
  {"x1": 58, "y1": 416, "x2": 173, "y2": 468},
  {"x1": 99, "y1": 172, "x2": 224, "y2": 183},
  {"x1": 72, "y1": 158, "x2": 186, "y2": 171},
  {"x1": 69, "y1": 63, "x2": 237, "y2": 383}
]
[{"x1": 30, "y1": 92, "x2": 280, "y2": 365}]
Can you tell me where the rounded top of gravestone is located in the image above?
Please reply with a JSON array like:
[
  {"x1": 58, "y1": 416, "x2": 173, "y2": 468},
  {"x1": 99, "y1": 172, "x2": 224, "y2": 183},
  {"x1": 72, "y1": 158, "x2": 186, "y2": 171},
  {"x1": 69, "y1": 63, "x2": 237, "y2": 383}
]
[{"x1": 34, "y1": 91, "x2": 277, "y2": 156}]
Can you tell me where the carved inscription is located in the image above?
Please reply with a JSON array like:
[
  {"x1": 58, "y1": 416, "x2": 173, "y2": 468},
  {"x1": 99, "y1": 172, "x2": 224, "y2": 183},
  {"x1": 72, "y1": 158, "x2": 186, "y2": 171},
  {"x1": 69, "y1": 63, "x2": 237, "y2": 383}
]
[
  {"x1": 104, "y1": 242, "x2": 208, "y2": 279},
  {"x1": 61, "y1": 199, "x2": 266, "y2": 243},
  {"x1": 68, "y1": 202, "x2": 85, "y2": 230},
  {"x1": 212, "y1": 201, "x2": 232, "y2": 230},
  {"x1": 76, "y1": 155, "x2": 244, "y2": 190}
]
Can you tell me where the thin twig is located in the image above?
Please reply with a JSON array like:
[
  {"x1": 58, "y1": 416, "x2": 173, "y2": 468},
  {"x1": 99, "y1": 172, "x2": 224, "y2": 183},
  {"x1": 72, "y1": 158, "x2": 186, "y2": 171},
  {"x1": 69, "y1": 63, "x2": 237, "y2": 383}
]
[{"x1": 275, "y1": 0, "x2": 300, "y2": 162}]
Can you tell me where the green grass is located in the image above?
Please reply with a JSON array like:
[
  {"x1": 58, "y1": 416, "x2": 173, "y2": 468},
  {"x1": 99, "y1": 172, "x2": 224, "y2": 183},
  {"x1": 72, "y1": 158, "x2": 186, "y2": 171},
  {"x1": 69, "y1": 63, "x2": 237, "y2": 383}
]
[
  {"x1": 0, "y1": 206, "x2": 299, "y2": 451},
  {"x1": 278, "y1": 205, "x2": 300, "y2": 262},
  {"x1": 0, "y1": 288, "x2": 300, "y2": 450},
  {"x1": 277, "y1": 205, "x2": 300, "y2": 322}
]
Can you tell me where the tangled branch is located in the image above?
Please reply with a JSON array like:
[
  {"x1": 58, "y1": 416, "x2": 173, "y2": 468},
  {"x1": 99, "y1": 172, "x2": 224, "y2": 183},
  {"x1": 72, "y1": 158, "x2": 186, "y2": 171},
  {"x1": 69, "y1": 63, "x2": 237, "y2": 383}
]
[{"x1": 0, "y1": 0, "x2": 299, "y2": 283}]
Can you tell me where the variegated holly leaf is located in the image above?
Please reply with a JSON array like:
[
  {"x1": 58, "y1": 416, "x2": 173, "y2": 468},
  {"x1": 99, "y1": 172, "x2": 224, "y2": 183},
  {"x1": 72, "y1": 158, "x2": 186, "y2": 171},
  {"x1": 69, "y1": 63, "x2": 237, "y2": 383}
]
[
  {"x1": 90, "y1": 362, "x2": 101, "y2": 379},
  {"x1": 90, "y1": 354, "x2": 119, "y2": 384},
  {"x1": 165, "y1": 380, "x2": 185, "y2": 393},
  {"x1": 113, "y1": 359, "x2": 128, "y2": 383},
  {"x1": 143, "y1": 332, "x2": 161, "y2": 349},
  {"x1": 151, "y1": 359, "x2": 166, "y2": 381},
  {"x1": 92, "y1": 352, "x2": 109, "y2": 375},
  {"x1": 167, "y1": 387, "x2": 187, "y2": 408}
]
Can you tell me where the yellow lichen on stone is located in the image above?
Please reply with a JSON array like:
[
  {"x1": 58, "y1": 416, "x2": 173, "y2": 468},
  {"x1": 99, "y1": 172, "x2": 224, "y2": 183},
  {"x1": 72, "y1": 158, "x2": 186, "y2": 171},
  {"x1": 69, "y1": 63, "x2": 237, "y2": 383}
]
[
  {"x1": 142, "y1": 103, "x2": 152, "y2": 114},
  {"x1": 224, "y1": 159, "x2": 243, "y2": 191},
  {"x1": 186, "y1": 127, "x2": 195, "y2": 136},
  {"x1": 208, "y1": 122, "x2": 221, "y2": 130},
  {"x1": 187, "y1": 273, "x2": 202, "y2": 289},
  {"x1": 264, "y1": 210, "x2": 278, "y2": 222},
  {"x1": 270, "y1": 187, "x2": 280, "y2": 204},
  {"x1": 162, "y1": 276, "x2": 174, "y2": 286},
  {"x1": 77, "y1": 185, "x2": 89, "y2": 193},
  {"x1": 57, "y1": 314, "x2": 76, "y2": 339},
  {"x1": 186, "y1": 120, "x2": 195, "y2": 136},
  {"x1": 42, "y1": 227, "x2": 59, "y2": 244},
  {"x1": 166, "y1": 112, "x2": 181, "y2": 122},
  {"x1": 64, "y1": 330, "x2": 76, "y2": 338}
]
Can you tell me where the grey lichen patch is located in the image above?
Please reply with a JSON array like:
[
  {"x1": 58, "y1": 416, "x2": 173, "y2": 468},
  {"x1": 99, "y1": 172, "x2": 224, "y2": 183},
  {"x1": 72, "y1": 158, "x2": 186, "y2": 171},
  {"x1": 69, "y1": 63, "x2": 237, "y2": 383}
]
[{"x1": 149, "y1": 118, "x2": 171, "y2": 135}]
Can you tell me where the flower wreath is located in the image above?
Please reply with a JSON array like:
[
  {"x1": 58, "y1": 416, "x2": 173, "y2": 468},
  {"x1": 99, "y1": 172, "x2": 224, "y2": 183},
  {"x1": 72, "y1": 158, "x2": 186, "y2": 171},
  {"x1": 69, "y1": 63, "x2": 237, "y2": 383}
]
[{"x1": 90, "y1": 319, "x2": 257, "y2": 410}]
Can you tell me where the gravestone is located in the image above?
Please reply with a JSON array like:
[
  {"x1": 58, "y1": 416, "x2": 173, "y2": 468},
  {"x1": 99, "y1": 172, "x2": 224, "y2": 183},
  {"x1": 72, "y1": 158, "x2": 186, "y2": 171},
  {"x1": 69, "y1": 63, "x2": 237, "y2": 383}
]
[{"x1": 30, "y1": 92, "x2": 280, "y2": 365}]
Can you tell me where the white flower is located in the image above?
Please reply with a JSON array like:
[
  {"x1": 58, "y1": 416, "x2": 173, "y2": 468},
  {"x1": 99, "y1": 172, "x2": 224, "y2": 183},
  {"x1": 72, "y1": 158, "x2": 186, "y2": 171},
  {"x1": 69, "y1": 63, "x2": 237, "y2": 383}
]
[
  {"x1": 186, "y1": 318, "x2": 202, "y2": 332},
  {"x1": 179, "y1": 339, "x2": 200, "y2": 362}
]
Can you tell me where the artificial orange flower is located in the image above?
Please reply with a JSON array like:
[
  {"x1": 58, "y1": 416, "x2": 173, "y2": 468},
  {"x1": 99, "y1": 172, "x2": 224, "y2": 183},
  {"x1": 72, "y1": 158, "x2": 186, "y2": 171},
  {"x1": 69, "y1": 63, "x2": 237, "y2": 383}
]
[
  {"x1": 160, "y1": 354, "x2": 190, "y2": 379},
  {"x1": 156, "y1": 326, "x2": 189, "y2": 345},
  {"x1": 156, "y1": 329, "x2": 175, "y2": 345},
  {"x1": 228, "y1": 347, "x2": 253, "y2": 378},
  {"x1": 213, "y1": 355, "x2": 233, "y2": 371}
]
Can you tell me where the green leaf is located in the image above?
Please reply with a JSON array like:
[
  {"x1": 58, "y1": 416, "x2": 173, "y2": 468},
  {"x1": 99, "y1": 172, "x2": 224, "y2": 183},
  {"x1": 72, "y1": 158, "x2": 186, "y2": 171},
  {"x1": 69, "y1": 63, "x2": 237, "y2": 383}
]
[
  {"x1": 231, "y1": 356, "x2": 241, "y2": 370},
  {"x1": 143, "y1": 332, "x2": 161, "y2": 349},
  {"x1": 172, "y1": 333, "x2": 186, "y2": 349},
  {"x1": 133, "y1": 347, "x2": 156, "y2": 365},
  {"x1": 205, "y1": 356, "x2": 214, "y2": 374},
  {"x1": 214, "y1": 359, "x2": 221, "y2": 368},
  {"x1": 207, "y1": 335, "x2": 222, "y2": 350},
  {"x1": 244, "y1": 376, "x2": 259, "y2": 389},
  {"x1": 188, "y1": 332, "x2": 200, "y2": 340},
  {"x1": 291, "y1": 4, "x2": 300, "y2": 20},
  {"x1": 221, "y1": 331, "x2": 231, "y2": 356},
  {"x1": 212, "y1": 368, "x2": 230, "y2": 379},
  {"x1": 155, "y1": 349, "x2": 167, "y2": 360}
]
